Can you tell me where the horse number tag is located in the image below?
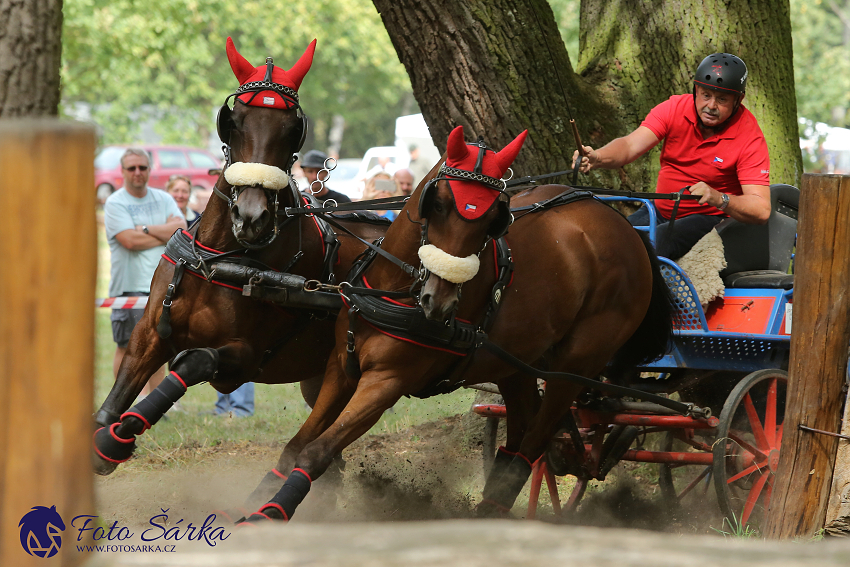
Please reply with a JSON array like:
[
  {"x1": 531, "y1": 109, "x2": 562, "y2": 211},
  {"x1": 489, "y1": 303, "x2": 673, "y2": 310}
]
[{"x1": 263, "y1": 97, "x2": 275, "y2": 106}]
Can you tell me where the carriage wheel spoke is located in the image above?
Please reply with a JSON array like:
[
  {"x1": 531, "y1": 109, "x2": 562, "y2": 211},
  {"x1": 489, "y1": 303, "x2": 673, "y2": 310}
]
[
  {"x1": 764, "y1": 378, "x2": 777, "y2": 446},
  {"x1": 743, "y1": 393, "x2": 770, "y2": 452},
  {"x1": 726, "y1": 460, "x2": 768, "y2": 485},
  {"x1": 677, "y1": 466, "x2": 711, "y2": 500},
  {"x1": 740, "y1": 469, "x2": 770, "y2": 527},
  {"x1": 727, "y1": 430, "x2": 768, "y2": 461}
]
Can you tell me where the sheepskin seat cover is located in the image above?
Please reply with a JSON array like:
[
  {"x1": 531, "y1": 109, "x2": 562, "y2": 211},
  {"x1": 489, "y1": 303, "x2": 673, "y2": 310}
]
[{"x1": 675, "y1": 228, "x2": 727, "y2": 307}]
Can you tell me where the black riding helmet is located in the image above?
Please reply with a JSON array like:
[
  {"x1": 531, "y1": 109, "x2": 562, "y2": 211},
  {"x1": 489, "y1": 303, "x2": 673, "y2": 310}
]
[
  {"x1": 693, "y1": 53, "x2": 748, "y2": 125},
  {"x1": 694, "y1": 53, "x2": 748, "y2": 94}
]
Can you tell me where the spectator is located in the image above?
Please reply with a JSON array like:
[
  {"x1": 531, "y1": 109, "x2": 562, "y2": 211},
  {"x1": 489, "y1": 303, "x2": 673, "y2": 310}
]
[
  {"x1": 364, "y1": 155, "x2": 398, "y2": 179},
  {"x1": 166, "y1": 175, "x2": 199, "y2": 225},
  {"x1": 408, "y1": 144, "x2": 432, "y2": 186},
  {"x1": 572, "y1": 53, "x2": 770, "y2": 259},
  {"x1": 299, "y1": 149, "x2": 352, "y2": 204},
  {"x1": 393, "y1": 168, "x2": 415, "y2": 196},
  {"x1": 361, "y1": 172, "x2": 400, "y2": 221},
  {"x1": 104, "y1": 148, "x2": 187, "y2": 396}
]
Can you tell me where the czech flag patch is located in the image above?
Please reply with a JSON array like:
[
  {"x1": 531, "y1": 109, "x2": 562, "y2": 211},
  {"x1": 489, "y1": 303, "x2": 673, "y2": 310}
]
[{"x1": 465, "y1": 203, "x2": 477, "y2": 212}]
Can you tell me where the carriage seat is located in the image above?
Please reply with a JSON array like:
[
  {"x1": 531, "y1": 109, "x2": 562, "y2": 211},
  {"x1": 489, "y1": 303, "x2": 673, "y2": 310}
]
[{"x1": 715, "y1": 184, "x2": 799, "y2": 290}]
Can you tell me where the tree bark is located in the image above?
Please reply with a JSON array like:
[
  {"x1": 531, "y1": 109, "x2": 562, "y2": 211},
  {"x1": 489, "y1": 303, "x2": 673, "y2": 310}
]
[
  {"x1": 373, "y1": 0, "x2": 802, "y2": 190},
  {"x1": 0, "y1": 0, "x2": 64, "y2": 118}
]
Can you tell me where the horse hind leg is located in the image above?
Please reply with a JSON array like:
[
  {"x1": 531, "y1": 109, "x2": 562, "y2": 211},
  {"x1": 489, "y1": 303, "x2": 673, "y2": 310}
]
[
  {"x1": 477, "y1": 373, "x2": 539, "y2": 518},
  {"x1": 91, "y1": 348, "x2": 219, "y2": 475}
]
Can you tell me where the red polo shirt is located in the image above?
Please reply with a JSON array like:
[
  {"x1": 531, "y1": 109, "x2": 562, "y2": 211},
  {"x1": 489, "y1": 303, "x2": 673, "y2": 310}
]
[{"x1": 641, "y1": 94, "x2": 770, "y2": 218}]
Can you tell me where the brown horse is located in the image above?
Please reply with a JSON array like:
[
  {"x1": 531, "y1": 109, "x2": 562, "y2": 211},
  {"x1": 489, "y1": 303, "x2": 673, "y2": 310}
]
[
  {"x1": 236, "y1": 124, "x2": 674, "y2": 522},
  {"x1": 92, "y1": 38, "x2": 387, "y2": 477}
]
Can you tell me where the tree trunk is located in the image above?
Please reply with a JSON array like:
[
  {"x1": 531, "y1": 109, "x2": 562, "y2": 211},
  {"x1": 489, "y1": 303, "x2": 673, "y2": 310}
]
[
  {"x1": 0, "y1": 0, "x2": 64, "y2": 118},
  {"x1": 373, "y1": 0, "x2": 801, "y2": 190}
]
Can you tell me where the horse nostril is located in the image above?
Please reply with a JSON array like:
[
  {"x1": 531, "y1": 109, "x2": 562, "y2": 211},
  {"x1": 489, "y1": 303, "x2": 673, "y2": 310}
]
[
  {"x1": 253, "y1": 210, "x2": 269, "y2": 234},
  {"x1": 420, "y1": 293, "x2": 432, "y2": 310}
]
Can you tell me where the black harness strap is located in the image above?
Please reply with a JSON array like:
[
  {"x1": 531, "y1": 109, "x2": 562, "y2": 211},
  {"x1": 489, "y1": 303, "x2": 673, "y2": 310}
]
[
  {"x1": 312, "y1": 211, "x2": 420, "y2": 279},
  {"x1": 156, "y1": 258, "x2": 186, "y2": 340}
]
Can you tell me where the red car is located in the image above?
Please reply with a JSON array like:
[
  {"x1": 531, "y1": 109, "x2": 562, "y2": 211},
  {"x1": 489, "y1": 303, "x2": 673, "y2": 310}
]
[{"x1": 95, "y1": 145, "x2": 222, "y2": 203}]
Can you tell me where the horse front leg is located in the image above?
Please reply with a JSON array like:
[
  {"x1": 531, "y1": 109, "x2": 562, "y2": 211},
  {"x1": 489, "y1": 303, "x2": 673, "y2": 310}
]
[
  {"x1": 92, "y1": 340, "x2": 253, "y2": 476},
  {"x1": 240, "y1": 357, "x2": 356, "y2": 513},
  {"x1": 242, "y1": 364, "x2": 403, "y2": 523},
  {"x1": 95, "y1": 313, "x2": 171, "y2": 429},
  {"x1": 92, "y1": 347, "x2": 221, "y2": 475}
]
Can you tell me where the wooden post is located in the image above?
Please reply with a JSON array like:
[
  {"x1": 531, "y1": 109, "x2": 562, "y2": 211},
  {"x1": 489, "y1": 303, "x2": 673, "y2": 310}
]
[
  {"x1": 0, "y1": 120, "x2": 96, "y2": 566},
  {"x1": 764, "y1": 174, "x2": 850, "y2": 539}
]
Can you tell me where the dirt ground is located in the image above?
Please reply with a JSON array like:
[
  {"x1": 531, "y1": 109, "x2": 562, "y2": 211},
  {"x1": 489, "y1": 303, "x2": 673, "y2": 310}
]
[{"x1": 95, "y1": 406, "x2": 725, "y2": 535}]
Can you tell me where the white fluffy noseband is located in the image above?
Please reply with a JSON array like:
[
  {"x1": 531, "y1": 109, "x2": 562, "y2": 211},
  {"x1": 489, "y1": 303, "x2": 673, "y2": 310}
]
[
  {"x1": 418, "y1": 244, "x2": 480, "y2": 284},
  {"x1": 224, "y1": 162, "x2": 290, "y2": 191}
]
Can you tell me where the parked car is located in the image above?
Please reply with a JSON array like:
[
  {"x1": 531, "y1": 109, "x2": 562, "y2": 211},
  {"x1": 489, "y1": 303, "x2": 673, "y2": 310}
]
[{"x1": 95, "y1": 145, "x2": 223, "y2": 203}]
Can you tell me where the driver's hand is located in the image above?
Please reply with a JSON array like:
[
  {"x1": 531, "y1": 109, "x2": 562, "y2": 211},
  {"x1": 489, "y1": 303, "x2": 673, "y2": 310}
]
[
  {"x1": 688, "y1": 182, "x2": 722, "y2": 207},
  {"x1": 571, "y1": 145, "x2": 597, "y2": 173}
]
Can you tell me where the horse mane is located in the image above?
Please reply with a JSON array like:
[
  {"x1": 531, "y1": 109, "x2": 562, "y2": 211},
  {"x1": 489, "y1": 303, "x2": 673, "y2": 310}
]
[{"x1": 608, "y1": 230, "x2": 675, "y2": 378}]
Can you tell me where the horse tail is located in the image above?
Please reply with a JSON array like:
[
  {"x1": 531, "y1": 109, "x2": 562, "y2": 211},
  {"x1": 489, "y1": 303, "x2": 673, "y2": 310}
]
[{"x1": 610, "y1": 230, "x2": 675, "y2": 375}]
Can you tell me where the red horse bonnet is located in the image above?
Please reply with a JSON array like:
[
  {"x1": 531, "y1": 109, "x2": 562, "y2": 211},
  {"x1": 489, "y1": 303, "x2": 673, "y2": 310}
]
[
  {"x1": 443, "y1": 125, "x2": 527, "y2": 220},
  {"x1": 226, "y1": 37, "x2": 317, "y2": 109}
]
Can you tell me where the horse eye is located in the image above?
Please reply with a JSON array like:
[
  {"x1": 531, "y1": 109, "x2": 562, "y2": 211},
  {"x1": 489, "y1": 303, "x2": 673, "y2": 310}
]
[{"x1": 433, "y1": 200, "x2": 444, "y2": 213}]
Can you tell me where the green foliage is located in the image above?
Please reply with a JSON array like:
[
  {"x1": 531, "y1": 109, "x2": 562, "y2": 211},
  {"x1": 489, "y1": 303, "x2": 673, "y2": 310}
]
[
  {"x1": 545, "y1": 0, "x2": 580, "y2": 68},
  {"x1": 791, "y1": 0, "x2": 850, "y2": 127},
  {"x1": 61, "y1": 0, "x2": 413, "y2": 155}
]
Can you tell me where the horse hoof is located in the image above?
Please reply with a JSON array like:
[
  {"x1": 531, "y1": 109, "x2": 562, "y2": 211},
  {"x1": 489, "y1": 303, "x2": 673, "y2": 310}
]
[{"x1": 91, "y1": 452, "x2": 119, "y2": 476}]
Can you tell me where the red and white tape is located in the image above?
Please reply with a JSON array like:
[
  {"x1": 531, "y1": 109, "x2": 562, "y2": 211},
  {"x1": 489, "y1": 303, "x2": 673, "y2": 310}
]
[{"x1": 95, "y1": 296, "x2": 148, "y2": 309}]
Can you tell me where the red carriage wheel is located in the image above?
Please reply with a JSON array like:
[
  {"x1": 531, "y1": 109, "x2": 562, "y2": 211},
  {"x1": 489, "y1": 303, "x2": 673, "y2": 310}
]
[{"x1": 712, "y1": 369, "x2": 788, "y2": 532}]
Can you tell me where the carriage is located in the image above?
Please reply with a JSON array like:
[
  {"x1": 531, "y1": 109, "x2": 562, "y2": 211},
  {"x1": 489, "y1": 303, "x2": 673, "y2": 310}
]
[{"x1": 473, "y1": 183, "x2": 800, "y2": 531}]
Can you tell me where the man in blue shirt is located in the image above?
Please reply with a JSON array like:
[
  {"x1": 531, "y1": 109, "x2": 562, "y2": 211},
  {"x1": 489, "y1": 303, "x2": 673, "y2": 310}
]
[{"x1": 104, "y1": 148, "x2": 186, "y2": 393}]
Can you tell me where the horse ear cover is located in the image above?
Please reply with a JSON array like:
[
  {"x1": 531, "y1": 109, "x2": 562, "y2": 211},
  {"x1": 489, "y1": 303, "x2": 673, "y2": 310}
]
[
  {"x1": 442, "y1": 125, "x2": 527, "y2": 221},
  {"x1": 225, "y1": 36, "x2": 317, "y2": 109}
]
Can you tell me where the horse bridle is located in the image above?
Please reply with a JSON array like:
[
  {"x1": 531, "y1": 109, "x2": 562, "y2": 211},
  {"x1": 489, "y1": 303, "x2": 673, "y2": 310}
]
[{"x1": 212, "y1": 56, "x2": 308, "y2": 250}]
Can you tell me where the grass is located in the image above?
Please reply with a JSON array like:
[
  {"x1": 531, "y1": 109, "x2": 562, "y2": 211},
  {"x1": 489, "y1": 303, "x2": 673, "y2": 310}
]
[
  {"x1": 94, "y1": 221, "x2": 475, "y2": 458},
  {"x1": 711, "y1": 510, "x2": 761, "y2": 539}
]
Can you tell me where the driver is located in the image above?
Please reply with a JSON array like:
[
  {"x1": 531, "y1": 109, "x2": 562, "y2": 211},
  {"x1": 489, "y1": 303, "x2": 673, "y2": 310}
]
[{"x1": 572, "y1": 53, "x2": 771, "y2": 259}]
